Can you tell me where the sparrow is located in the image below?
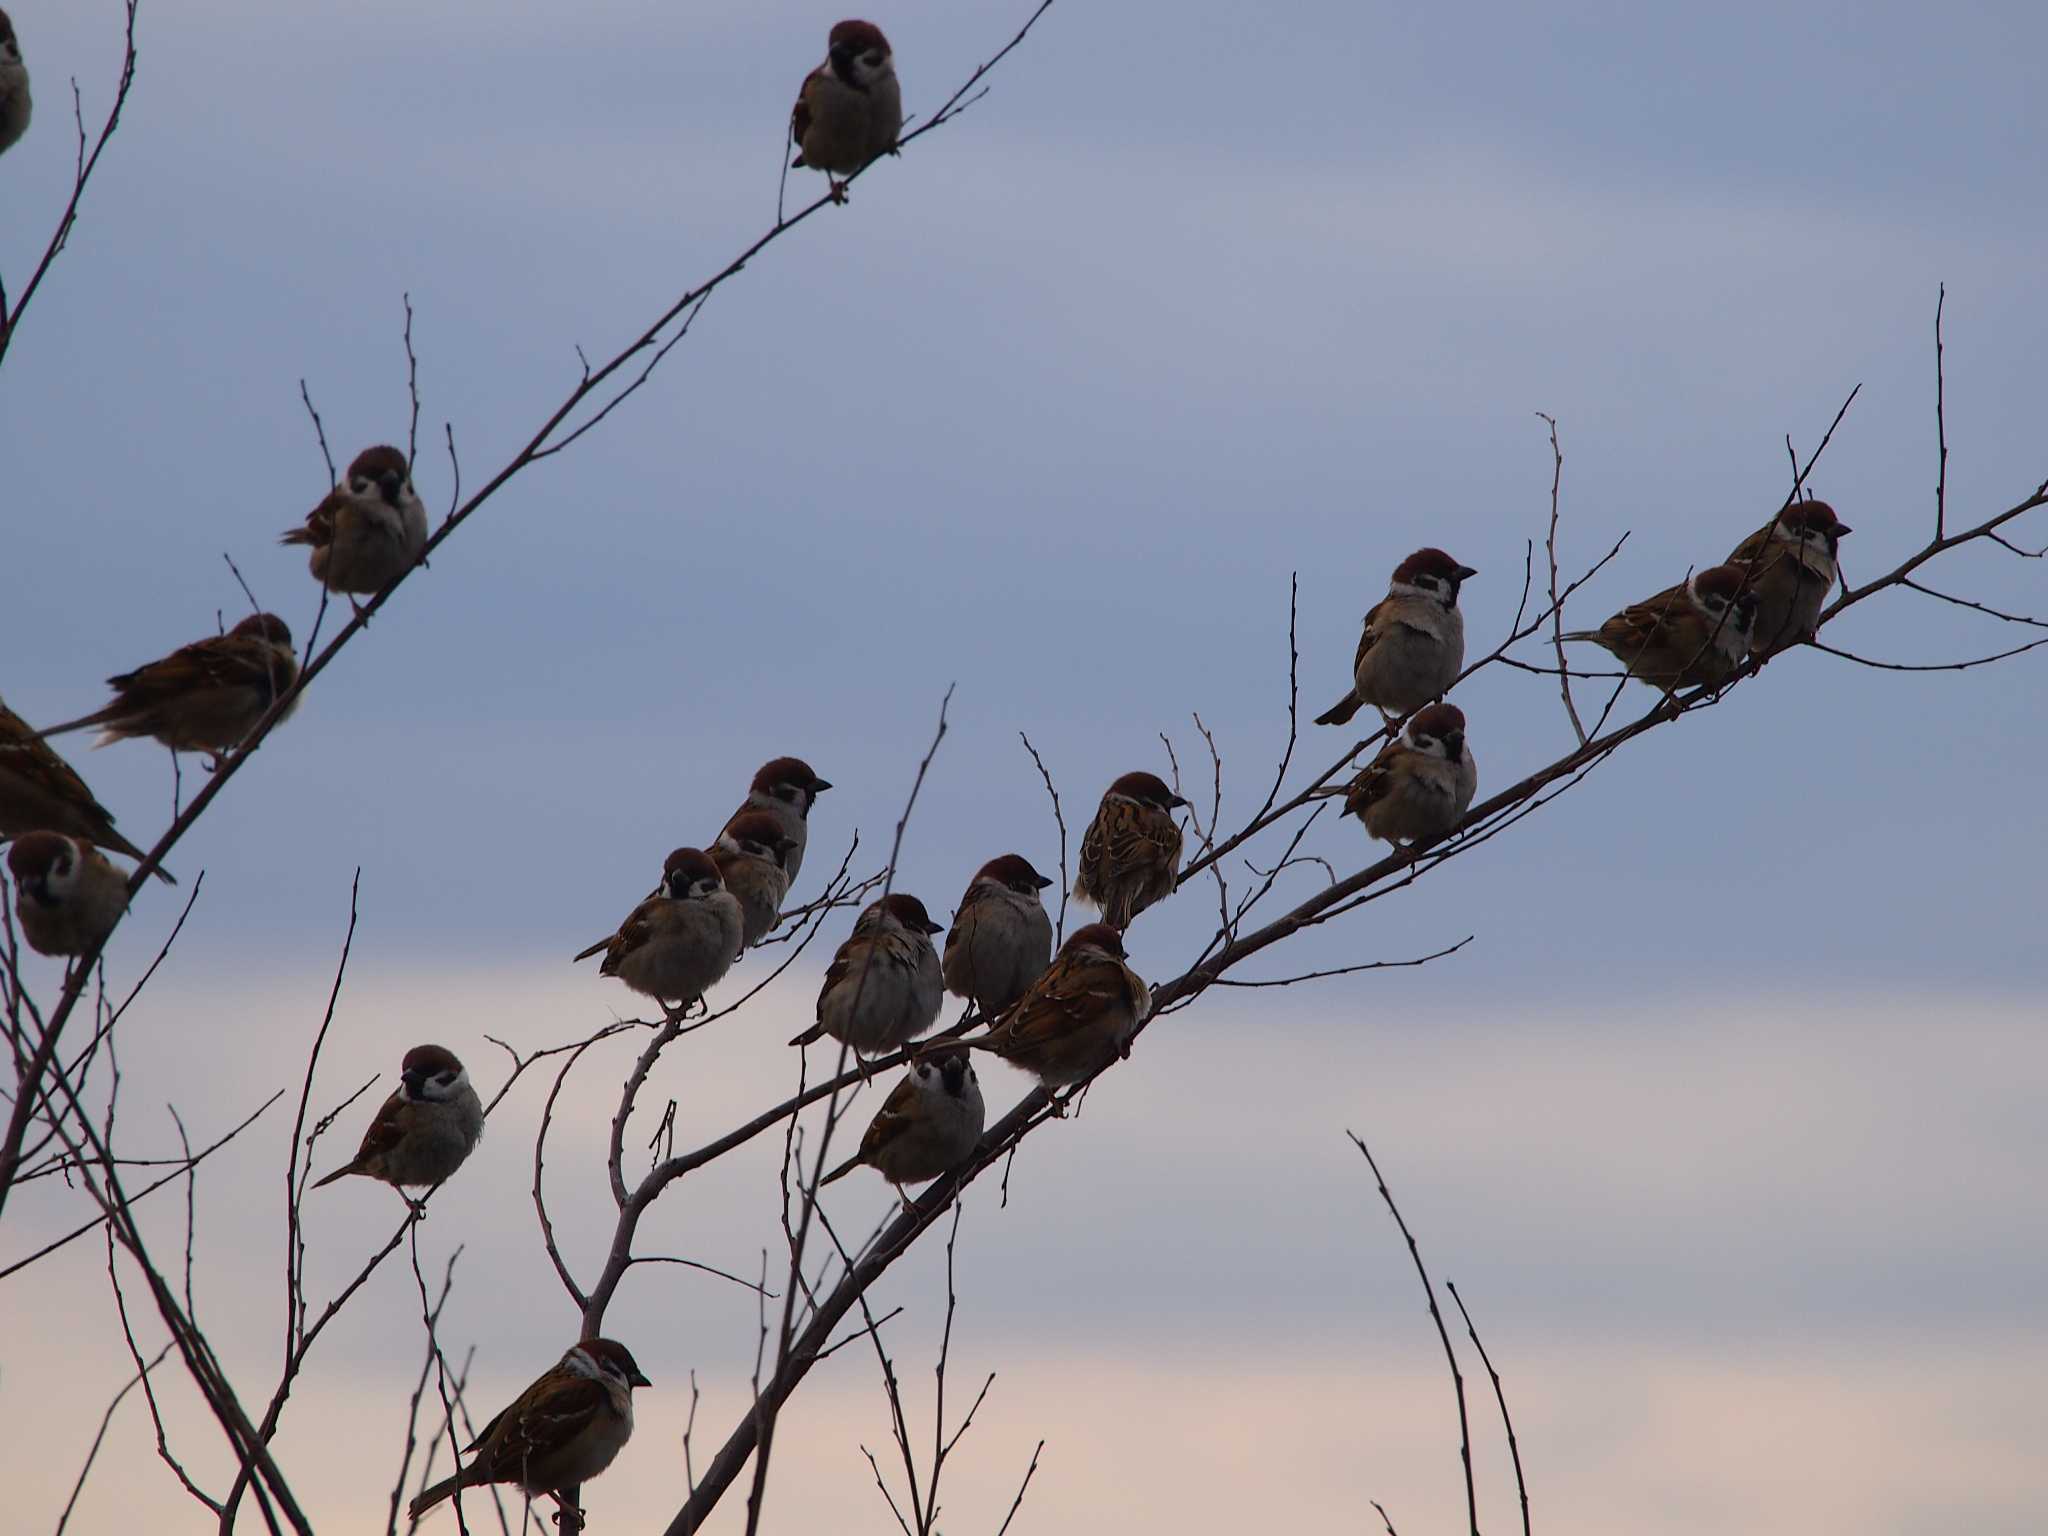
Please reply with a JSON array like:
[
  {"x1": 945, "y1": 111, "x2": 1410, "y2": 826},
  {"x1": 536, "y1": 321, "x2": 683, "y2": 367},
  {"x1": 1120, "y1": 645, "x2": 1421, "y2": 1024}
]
[
  {"x1": 1727, "y1": 498, "x2": 1853, "y2": 657},
  {"x1": 407, "y1": 1338, "x2": 650, "y2": 1522},
  {"x1": 7, "y1": 832, "x2": 129, "y2": 958},
  {"x1": 1562, "y1": 564, "x2": 1758, "y2": 694},
  {"x1": 942, "y1": 854, "x2": 1054, "y2": 1017},
  {"x1": 1316, "y1": 548, "x2": 1477, "y2": 727},
  {"x1": 720, "y1": 756, "x2": 831, "y2": 885},
  {"x1": 0, "y1": 696, "x2": 173, "y2": 881},
  {"x1": 790, "y1": 19, "x2": 902, "y2": 200},
  {"x1": 974, "y1": 923, "x2": 1150, "y2": 1092},
  {"x1": 280, "y1": 444, "x2": 428, "y2": 603},
  {"x1": 1342, "y1": 702, "x2": 1477, "y2": 848},
  {"x1": 0, "y1": 9, "x2": 28, "y2": 157},
  {"x1": 710, "y1": 810, "x2": 799, "y2": 951},
  {"x1": 311, "y1": 1044, "x2": 484, "y2": 1196},
  {"x1": 790, "y1": 893, "x2": 944, "y2": 1054},
  {"x1": 820, "y1": 1050, "x2": 985, "y2": 1196},
  {"x1": 37, "y1": 613, "x2": 299, "y2": 769},
  {"x1": 574, "y1": 849, "x2": 743, "y2": 1022},
  {"x1": 1073, "y1": 772, "x2": 1187, "y2": 930}
]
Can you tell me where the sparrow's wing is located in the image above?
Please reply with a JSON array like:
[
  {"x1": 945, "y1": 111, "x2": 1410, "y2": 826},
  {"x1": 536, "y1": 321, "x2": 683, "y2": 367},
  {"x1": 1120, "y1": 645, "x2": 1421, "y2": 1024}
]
[
  {"x1": 1342, "y1": 740, "x2": 1406, "y2": 819},
  {"x1": 594, "y1": 896, "x2": 665, "y2": 973},
  {"x1": 941, "y1": 883, "x2": 994, "y2": 961},
  {"x1": 814, "y1": 935, "x2": 861, "y2": 1013},
  {"x1": 1726, "y1": 523, "x2": 1774, "y2": 565},
  {"x1": 312, "y1": 1090, "x2": 407, "y2": 1186},
  {"x1": 1353, "y1": 594, "x2": 1394, "y2": 669},
  {"x1": 1596, "y1": 580, "x2": 1690, "y2": 652},
  {"x1": 469, "y1": 1374, "x2": 611, "y2": 1482},
  {"x1": 108, "y1": 632, "x2": 291, "y2": 709},
  {"x1": 349, "y1": 1092, "x2": 414, "y2": 1167},
  {"x1": 0, "y1": 699, "x2": 168, "y2": 873},
  {"x1": 1, "y1": 701, "x2": 104, "y2": 813},
  {"x1": 854, "y1": 1073, "x2": 923, "y2": 1162},
  {"x1": 281, "y1": 487, "x2": 346, "y2": 549},
  {"x1": 791, "y1": 78, "x2": 814, "y2": 146},
  {"x1": 991, "y1": 957, "x2": 1121, "y2": 1056},
  {"x1": 1091, "y1": 801, "x2": 1180, "y2": 884},
  {"x1": 790, "y1": 70, "x2": 824, "y2": 160}
]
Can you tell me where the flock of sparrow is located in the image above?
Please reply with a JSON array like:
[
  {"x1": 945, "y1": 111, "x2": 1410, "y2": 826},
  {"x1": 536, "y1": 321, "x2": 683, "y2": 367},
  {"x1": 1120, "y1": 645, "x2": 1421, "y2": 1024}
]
[{"x1": 0, "y1": 10, "x2": 1858, "y2": 1521}]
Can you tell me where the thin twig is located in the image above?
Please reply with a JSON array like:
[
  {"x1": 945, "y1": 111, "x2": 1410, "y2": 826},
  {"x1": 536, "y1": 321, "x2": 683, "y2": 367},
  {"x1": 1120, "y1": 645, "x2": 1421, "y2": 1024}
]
[{"x1": 1348, "y1": 1133, "x2": 1478, "y2": 1536}]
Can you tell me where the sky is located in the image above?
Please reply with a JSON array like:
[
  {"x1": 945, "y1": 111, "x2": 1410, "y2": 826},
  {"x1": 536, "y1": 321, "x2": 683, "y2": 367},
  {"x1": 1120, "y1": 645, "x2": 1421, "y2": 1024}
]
[{"x1": 3, "y1": 1, "x2": 2046, "y2": 1532}]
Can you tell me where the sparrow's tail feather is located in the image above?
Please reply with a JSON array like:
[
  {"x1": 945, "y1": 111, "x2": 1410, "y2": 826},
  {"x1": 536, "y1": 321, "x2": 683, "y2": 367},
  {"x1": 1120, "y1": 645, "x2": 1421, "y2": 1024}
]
[
  {"x1": 571, "y1": 936, "x2": 610, "y2": 963},
  {"x1": 279, "y1": 526, "x2": 317, "y2": 547},
  {"x1": 788, "y1": 1021, "x2": 826, "y2": 1047},
  {"x1": 1556, "y1": 630, "x2": 1603, "y2": 644},
  {"x1": 34, "y1": 708, "x2": 117, "y2": 742},
  {"x1": 407, "y1": 1471, "x2": 466, "y2": 1521},
  {"x1": 819, "y1": 1154, "x2": 861, "y2": 1187},
  {"x1": 101, "y1": 828, "x2": 176, "y2": 884},
  {"x1": 310, "y1": 1164, "x2": 356, "y2": 1190},
  {"x1": 1313, "y1": 692, "x2": 1362, "y2": 727}
]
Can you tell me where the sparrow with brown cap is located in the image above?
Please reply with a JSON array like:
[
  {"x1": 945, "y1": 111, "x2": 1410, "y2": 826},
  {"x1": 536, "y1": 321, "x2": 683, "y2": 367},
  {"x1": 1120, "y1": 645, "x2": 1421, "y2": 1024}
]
[
  {"x1": 38, "y1": 614, "x2": 299, "y2": 770},
  {"x1": 1074, "y1": 772, "x2": 1186, "y2": 930},
  {"x1": 1317, "y1": 548, "x2": 1477, "y2": 728}
]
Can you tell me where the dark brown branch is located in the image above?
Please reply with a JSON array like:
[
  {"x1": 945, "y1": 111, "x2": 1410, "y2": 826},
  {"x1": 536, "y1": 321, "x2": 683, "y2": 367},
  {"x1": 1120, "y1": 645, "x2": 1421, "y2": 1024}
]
[{"x1": 0, "y1": 0, "x2": 141, "y2": 366}]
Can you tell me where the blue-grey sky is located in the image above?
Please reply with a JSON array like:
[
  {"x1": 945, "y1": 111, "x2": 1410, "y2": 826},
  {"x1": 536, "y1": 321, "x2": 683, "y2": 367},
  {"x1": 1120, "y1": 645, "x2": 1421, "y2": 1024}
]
[{"x1": 3, "y1": 2, "x2": 2045, "y2": 1533}]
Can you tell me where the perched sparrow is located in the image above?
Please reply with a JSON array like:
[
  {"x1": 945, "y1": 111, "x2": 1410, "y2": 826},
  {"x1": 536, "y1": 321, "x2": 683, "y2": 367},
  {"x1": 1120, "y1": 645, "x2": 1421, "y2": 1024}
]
[
  {"x1": 790, "y1": 19, "x2": 902, "y2": 199},
  {"x1": 821, "y1": 1050, "x2": 985, "y2": 1195},
  {"x1": 574, "y1": 849, "x2": 743, "y2": 1022},
  {"x1": 407, "y1": 1338, "x2": 650, "y2": 1522},
  {"x1": 1342, "y1": 703, "x2": 1477, "y2": 848},
  {"x1": 7, "y1": 832, "x2": 128, "y2": 958},
  {"x1": 720, "y1": 756, "x2": 831, "y2": 885},
  {"x1": 0, "y1": 696, "x2": 172, "y2": 881},
  {"x1": 311, "y1": 1044, "x2": 484, "y2": 1196},
  {"x1": 1563, "y1": 564, "x2": 1758, "y2": 693},
  {"x1": 38, "y1": 613, "x2": 299, "y2": 768},
  {"x1": 711, "y1": 810, "x2": 799, "y2": 951},
  {"x1": 1073, "y1": 772, "x2": 1186, "y2": 930},
  {"x1": 280, "y1": 444, "x2": 428, "y2": 602},
  {"x1": 1727, "y1": 498, "x2": 1853, "y2": 656},
  {"x1": 0, "y1": 9, "x2": 28, "y2": 156},
  {"x1": 1316, "y1": 548, "x2": 1477, "y2": 727},
  {"x1": 791, "y1": 893, "x2": 944, "y2": 1054},
  {"x1": 943, "y1": 854, "x2": 1054, "y2": 1016},
  {"x1": 975, "y1": 923, "x2": 1149, "y2": 1091}
]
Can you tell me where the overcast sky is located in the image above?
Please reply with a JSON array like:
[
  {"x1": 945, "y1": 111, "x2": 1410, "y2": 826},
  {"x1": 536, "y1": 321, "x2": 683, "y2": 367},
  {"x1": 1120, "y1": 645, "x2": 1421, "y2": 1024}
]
[{"x1": 3, "y1": 2, "x2": 2045, "y2": 1533}]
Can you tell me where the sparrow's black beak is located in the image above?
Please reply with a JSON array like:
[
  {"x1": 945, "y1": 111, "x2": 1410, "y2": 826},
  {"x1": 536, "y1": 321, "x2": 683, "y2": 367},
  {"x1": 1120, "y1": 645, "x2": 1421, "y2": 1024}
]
[
  {"x1": 377, "y1": 472, "x2": 403, "y2": 503},
  {"x1": 1835, "y1": 523, "x2": 1854, "y2": 537},
  {"x1": 810, "y1": 778, "x2": 833, "y2": 794},
  {"x1": 1169, "y1": 794, "x2": 1191, "y2": 809},
  {"x1": 925, "y1": 920, "x2": 945, "y2": 936},
  {"x1": 1033, "y1": 874, "x2": 1054, "y2": 890},
  {"x1": 401, "y1": 1072, "x2": 425, "y2": 1099},
  {"x1": 1443, "y1": 733, "x2": 1465, "y2": 760},
  {"x1": 1454, "y1": 565, "x2": 1478, "y2": 582},
  {"x1": 630, "y1": 1368, "x2": 652, "y2": 1388}
]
